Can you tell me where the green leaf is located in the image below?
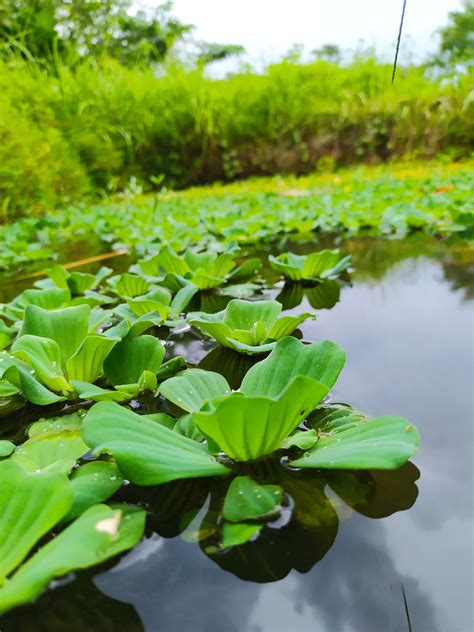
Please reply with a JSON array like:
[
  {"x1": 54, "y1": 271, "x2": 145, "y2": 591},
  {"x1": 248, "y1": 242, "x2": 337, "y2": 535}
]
[
  {"x1": 269, "y1": 250, "x2": 350, "y2": 281},
  {"x1": 0, "y1": 461, "x2": 72, "y2": 581},
  {"x1": 160, "y1": 369, "x2": 231, "y2": 413},
  {"x1": 66, "y1": 334, "x2": 119, "y2": 383},
  {"x1": 109, "y1": 273, "x2": 150, "y2": 298},
  {"x1": 82, "y1": 402, "x2": 230, "y2": 485},
  {"x1": 20, "y1": 305, "x2": 90, "y2": 368},
  {"x1": 11, "y1": 430, "x2": 88, "y2": 475},
  {"x1": 189, "y1": 300, "x2": 314, "y2": 354},
  {"x1": 156, "y1": 356, "x2": 187, "y2": 382},
  {"x1": 104, "y1": 335, "x2": 165, "y2": 386},
  {"x1": 1, "y1": 356, "x2": 66, "y2": 405},
  {"x1": 0, "y1": 504, "x2": 145, "y2": 615},
  {"x1": 280, "y1": 428, "x2": 318, "y2": 450},
  {"x1": 71, "y1": 380, "x2": 131, "y2": 402},
  {"x1": 221, "y1": 522, "x2": 262, "y2": 548},
  {"x1": 67, "y1": 272, "x2": 97, "y2": 295},
  {"x1": 157, "y1": 245, "x2": 190, "y2": 277},
  {"x1": 223, "y1": 476, "x2": 283, "y2": 522},
  {"x1": 0, "y1": 440, "x2": 15, "y2": 457},
  {"x1": 241, "y1": 336, "x2": 345, "y2": 397},
  {"x1": 64, "y1": 461, "x2": 123, "y2": 521},
  {"x1": 19, "y1": 288, "x2": 71, "y2": 310},
  {"x1": 28, "y1": 412, "x2": 84, "y2": 438},
  {"x1": 290, "y1": 411, "x2": 420, "y2": 470},
  {"x1": 194, "y1": 375, "x2": 328, "y2": 460},
  {"x1": 11, "y1": 335, "x2": 71, "y2": 393}
]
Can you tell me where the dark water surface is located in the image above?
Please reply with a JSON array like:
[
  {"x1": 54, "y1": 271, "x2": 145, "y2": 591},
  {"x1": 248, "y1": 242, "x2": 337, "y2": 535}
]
[{"x1": 1, "y1": 235, "x2": 473, "y2": 632}]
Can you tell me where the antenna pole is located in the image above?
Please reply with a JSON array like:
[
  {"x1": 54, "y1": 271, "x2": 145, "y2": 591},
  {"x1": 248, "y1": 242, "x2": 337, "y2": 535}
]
[{"x1": 392, "y1": 0, "x2": 407, "y2": 83}]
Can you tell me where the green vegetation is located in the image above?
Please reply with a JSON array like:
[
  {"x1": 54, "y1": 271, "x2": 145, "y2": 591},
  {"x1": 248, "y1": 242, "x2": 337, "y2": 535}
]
[
  {"x1": 0, "y1": 57, "x2": 472, "y2": 221},
  {"x1": 1, "y1": 161, "x2": 472, "y2": 273}
]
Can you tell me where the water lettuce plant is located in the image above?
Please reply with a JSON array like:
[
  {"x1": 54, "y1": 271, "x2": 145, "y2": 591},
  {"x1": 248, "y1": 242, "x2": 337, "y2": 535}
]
[
  {"x1": 83, "y1": 337, "x2": 419, "y2": 477},
  {"x1": 269, "y1": 249, "x2": 351, "y2": 282},
  {"x1": 188, "y1": 299, "x2": 315, "y2": 354},
  {"x1": 0, "y1": 304, "x2": 173, "y2": 404},
  {"x1": 155, "y1": 244, "x2": 261, "y2": 290}
]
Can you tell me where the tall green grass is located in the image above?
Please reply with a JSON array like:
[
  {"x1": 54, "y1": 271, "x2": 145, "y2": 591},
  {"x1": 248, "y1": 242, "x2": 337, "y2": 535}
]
[{"x1": 0, "y1": 57, "x2": 472, "y2": 220}]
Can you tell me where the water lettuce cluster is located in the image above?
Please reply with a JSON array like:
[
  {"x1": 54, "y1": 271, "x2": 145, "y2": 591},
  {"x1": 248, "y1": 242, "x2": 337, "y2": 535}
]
[{"x1": 0, "y1": 245, "x2": 420, "y2": 614}]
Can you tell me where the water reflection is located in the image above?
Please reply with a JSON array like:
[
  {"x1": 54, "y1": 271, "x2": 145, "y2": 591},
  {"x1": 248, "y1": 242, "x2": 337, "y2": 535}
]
[{"x1": 275, "y1": 279, "x2": 341, "y2": 310}]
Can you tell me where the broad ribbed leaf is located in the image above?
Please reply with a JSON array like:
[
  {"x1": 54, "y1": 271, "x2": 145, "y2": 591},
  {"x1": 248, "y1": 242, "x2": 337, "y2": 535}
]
[
  {"x1": 67, "y1": 334, "x2": 119, "y2": 383},
  {"x1": 11, "y1": 335, "x2": 71, "y2": 392},
  {"x1": 110, "y1": 274, "x2": 150, "y2": 298},
  {"x1": 0, "y1": 461, "x2": 72, "y2": 580},
  {"x1": 302, "y1": 250, "x2": 340, "y2": 278},
  {"x1": 223, "y1": 299, "x2": 281, "y2": 329},
  {"x1": 290, "y1": 413, "x2": 420, "y2": 470},
  {"x1": 0, "y1": 504, "x2": 145, "y2": 615},
  {"x1": 19, "y1": 288, "x2": 71, "y2": 310},
  {"x1": 82, "y1": 402, "x2": 230, "y2": 485},
  {"x1": 67, "y1": 272, "x2": 97, "y2": 295},
  {"x1": 160, "y1": 369, "x2": 231, "y2": 413},
  {"x1": 194, "y1": 375, "x2": 328, "y2": 460},
  {"x1": 157, "y1": 245, "x2": 190, "y2": 276},
  {"x1": 267, "y1": 313, "x2": 316, "y2": 339},
  {"x1": 104, "y1": 335, "x2": 165, "y2": 386},
  {"x1": 223, "y1": 476, "x2": 283, "y2": 522},
  {"x1": 241, "y1": 336, "x2": 345, "y2": 397},
  {"x1": 20, "y1": 305, "x2": 90, "y2": 368}
]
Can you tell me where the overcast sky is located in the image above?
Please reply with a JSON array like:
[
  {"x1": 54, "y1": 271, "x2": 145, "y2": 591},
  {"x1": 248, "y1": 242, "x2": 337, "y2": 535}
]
[{"x1": 166, "y1": 0, "x2": 462, "y2": 69}]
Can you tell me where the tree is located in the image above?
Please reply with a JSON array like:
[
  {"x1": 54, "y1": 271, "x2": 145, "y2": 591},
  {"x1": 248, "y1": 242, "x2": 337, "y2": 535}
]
[
  {"x1": 0, "y1": 0, "x2": 192, "y2": 65},
  {"x1": 312, "y1": 44, "x2": 342, "y2": 63},
  {"x1": 436, "y1": 0, "x2": 474, "y2": 65}
]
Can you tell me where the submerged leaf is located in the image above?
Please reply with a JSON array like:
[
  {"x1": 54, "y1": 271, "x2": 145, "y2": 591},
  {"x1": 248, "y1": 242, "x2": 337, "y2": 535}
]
[
  {"x1": 221, "y1": 522, "x2": 262, "y2": 548},
  {"x1": 223, "y1": 476, "x2": 283, "y2": 522}
]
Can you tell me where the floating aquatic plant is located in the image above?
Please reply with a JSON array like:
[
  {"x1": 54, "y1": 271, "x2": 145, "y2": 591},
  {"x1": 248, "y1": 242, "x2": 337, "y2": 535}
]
[
  {"x1": 188, "y1": 299, "x2": 315, "y2": 354},
  {"x1": 269, "y1": 249, "x2": 351, "y2": 282},
  {"x1": 155, "y1": 244, "x2": 261, "y2": 291}
]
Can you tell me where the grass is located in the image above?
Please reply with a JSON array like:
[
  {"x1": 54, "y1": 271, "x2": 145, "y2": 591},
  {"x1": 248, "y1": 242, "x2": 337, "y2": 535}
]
[
  {"x1": 0, "y1": 56, "x2": 473, "y2": 221},
  {"x1": 1, "y1": 160, "x2": 472, "y2": 273}
]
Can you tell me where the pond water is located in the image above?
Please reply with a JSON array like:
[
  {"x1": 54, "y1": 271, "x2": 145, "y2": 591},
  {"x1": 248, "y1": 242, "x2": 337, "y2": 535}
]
[{"x1": 1, "y1": 235, "x2": 473, "y2": 632}]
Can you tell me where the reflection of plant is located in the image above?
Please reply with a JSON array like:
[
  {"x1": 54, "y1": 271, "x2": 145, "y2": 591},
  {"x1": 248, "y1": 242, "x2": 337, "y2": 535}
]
[
  {"x1": 188, "y1": 299, "x2": 315, "y2": 354},
  {"x1": 269, "y1": 249, "x2": 351, "y2": 282}
]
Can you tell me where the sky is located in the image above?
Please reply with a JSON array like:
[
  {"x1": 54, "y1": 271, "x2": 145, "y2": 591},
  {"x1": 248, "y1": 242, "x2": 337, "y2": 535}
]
[{"x1": 165, "y1": 0, "x2": 463, "y2": 70}]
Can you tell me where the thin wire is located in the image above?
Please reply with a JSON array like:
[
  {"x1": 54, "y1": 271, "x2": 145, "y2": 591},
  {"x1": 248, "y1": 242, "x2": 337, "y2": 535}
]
[{"x1": 392, "y1": 0, "x2": 408, "y2": 83}]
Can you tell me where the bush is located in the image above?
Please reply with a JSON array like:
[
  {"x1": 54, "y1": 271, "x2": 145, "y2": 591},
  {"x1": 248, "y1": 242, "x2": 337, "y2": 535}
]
[{"x1": 0, "y1": 57, "x2": 472, "y2": 220}]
